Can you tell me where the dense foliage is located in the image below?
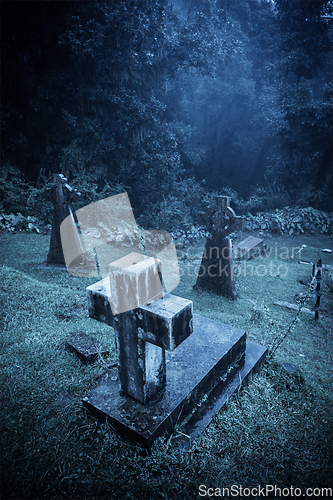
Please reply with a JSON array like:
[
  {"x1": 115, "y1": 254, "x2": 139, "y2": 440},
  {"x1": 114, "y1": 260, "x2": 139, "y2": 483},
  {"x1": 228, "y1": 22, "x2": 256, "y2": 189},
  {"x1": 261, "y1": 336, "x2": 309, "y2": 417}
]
[{"x1": 1, "y1": 0, "x2": 332, "y2": 228}]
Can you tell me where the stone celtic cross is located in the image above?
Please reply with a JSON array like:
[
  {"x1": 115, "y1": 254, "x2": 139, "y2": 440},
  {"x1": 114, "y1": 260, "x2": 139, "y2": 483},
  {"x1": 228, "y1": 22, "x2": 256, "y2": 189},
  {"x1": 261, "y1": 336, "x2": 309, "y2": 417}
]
[
  {"x1": 198, "y1": 195, "x2": 244, "y2": 238},
  {"x1": 195, "y1": 196, "x2": 245, "y2": 299}
]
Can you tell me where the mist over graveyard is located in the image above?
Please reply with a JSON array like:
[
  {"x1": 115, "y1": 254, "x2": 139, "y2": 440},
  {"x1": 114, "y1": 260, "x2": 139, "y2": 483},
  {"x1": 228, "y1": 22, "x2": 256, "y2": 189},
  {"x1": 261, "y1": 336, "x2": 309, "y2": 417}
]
[
  {"x1": 1, "y1": 2, "x2": 332, "y2": 500},
  {"x1": 1, "y1": 0, "x2": 332, "y2": 229}
]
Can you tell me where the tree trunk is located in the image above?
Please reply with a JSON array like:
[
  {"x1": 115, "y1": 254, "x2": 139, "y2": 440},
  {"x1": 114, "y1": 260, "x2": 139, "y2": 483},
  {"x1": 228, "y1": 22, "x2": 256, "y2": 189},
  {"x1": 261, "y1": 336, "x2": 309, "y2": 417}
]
[
  {"x1": 248, "y1": 135, "x2": 277, "y2": 187},
  {"x1": 315, "y1": 145, "x2": 332, "y2": 188}
]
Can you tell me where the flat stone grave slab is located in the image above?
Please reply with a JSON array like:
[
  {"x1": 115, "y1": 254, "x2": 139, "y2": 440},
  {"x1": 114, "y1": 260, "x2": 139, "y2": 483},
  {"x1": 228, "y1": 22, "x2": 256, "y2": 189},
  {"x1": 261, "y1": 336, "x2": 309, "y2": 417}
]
[
  {"x1": 66, "y1": 332, "x2": 109, "y2": 363},
  {"x1": 282, "y1": 362, "x2": 297, "y2": 374},
  {"x1": 235, "y1": 235, "x2": 265, "y2": 260},
  {"x1": 274, "y1": 300, "x2": 312, "y2": 314},
  {"x1": 83, "y1": 314, "x2": 267, "y2": 450}
]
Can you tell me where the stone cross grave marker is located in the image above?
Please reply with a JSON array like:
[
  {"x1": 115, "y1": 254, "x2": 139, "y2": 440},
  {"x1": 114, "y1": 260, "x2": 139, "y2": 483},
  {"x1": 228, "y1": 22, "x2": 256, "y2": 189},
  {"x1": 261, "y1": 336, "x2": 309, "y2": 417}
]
[
  {"x1": 87, "y1": 251, "x2": 193, "y2": 404},
  {"x1": 42, "y1": 174, "x2": 81, "y2": 265},
  {"x1": 85, "y1": 269, "x2": 267, "y2": 449},
  {"x1": 194, "y1": 195, "x2": 245, "y2": 299},
  {"x1": 56, "y1": 192, "x2": 268, "y2": 449}
]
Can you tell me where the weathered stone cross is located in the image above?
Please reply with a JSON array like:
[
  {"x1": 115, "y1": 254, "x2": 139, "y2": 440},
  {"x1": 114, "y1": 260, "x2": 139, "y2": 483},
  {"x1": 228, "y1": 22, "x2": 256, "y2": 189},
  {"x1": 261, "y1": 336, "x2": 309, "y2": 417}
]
[
  {"x1": 198, "y1": 195, "x2": 244, "y2": 238},
  {"x1": 58, "y1": 193, "x2": 267, "y2": 449},
  {"x1": 194, "y1": 195, "x2": 245, "y2": 299},
  {"x1": 87, "y1": 253, "x2": 193, "y2": 404},
  {"x1": 42, "y1": 174, "x2": 81, "y2": 265}
]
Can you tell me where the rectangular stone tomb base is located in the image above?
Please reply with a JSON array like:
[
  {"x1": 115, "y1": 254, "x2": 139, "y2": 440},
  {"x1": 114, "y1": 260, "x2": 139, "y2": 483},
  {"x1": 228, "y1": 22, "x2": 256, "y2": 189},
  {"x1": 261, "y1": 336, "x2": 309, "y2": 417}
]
[
  {"x1": 83, "y1": 314, "x2": 267, "y2": 450},
  {"x1": 235, "y1": 236, "x2": 265, "y2": 260}
]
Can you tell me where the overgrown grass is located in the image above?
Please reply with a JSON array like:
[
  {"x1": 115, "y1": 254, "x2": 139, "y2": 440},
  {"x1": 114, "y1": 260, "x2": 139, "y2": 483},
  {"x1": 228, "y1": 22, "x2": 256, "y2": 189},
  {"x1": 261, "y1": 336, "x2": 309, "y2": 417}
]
[{"x1": 0, "y1": 231, "x2": 332, "y2": 499}]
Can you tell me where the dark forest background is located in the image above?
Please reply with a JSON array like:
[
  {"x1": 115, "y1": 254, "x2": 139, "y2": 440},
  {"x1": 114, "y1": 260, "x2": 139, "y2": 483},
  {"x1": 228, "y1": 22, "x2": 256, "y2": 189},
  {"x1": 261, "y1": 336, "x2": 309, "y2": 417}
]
[{"x1": 1, "y1": 0, "x2": 332, "y2": 230}]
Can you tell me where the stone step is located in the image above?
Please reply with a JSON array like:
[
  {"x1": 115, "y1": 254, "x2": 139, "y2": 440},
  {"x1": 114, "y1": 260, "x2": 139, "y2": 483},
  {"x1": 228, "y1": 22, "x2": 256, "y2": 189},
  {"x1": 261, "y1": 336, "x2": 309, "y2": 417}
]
[{"x1": 83, "y1": 314, "x2": 267, "y2": 450}]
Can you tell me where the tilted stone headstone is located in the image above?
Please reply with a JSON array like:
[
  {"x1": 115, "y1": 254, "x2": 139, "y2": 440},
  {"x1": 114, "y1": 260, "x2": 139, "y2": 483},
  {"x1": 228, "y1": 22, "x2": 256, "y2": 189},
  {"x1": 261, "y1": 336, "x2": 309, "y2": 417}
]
[
  {"x1": 42, "y1": 174, "x2": 81, "y2": 265},
  {"x1": 194, "y1": 196, "x2": 245, "y2": 299}
]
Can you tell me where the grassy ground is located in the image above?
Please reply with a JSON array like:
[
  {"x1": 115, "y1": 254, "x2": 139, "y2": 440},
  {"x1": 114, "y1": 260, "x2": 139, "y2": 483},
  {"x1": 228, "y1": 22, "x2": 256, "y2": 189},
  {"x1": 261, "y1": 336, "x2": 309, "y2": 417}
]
[{"x1": 0, "y1": 230, "x2": 332, "y2": 500}]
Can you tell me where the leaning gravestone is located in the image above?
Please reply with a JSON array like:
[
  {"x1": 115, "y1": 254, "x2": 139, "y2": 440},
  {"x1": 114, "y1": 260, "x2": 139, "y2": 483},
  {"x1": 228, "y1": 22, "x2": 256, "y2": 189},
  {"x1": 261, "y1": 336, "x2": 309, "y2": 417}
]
[
  {"x1": 42, "y1": 174, "x2": 81, "y2": 266},
  {"x1": 194, "y1": 196, "x2": 245, "y2": 299}
]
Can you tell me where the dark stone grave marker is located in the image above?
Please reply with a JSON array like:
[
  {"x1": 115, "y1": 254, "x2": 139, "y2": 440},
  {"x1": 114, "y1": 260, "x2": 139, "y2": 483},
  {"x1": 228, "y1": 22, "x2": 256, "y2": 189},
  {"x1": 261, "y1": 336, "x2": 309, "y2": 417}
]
[
  {"x1": 42, "y1": 174, "x2": 81, "y2": 266},
  {"x1": 194, "y1": 195, "x2": 245, "y2": 299},
  {"x1": 66, "y1": 332, "x2": 110, "y2": 364},
  {"x1": 84, "y1": 265, "x2": 267, "y2": 450}
]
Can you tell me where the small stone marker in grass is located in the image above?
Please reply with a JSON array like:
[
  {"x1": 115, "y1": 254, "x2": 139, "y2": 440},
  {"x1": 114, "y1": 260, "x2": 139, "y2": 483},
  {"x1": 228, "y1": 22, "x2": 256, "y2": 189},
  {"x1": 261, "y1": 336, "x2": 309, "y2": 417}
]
[
  {"x1": 273, "y1": 300, "x2": 312, "y2": 314},
  {"x1": 282, "y1": 362, "x2": 297, "y2": 374},
  {"x1": 66, "y1": 332, "x2": 109, "y2": 364},
  {"x1": 42, "y1": 174, "x2": 81, "y2": 266},
  {"x1": 194, "y1": 195, "x2": 245, "y2": 299}
]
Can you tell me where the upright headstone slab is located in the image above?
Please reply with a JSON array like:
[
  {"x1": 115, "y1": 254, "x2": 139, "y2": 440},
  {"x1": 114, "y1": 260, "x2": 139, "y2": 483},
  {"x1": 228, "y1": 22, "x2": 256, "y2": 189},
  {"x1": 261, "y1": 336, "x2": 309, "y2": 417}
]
[
  {"x1": 42, "y1": 174, "x2": 81, "y2": 265},
  {"x1": 194, "y1": 196, "x2": 245, "y2": 299}
]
